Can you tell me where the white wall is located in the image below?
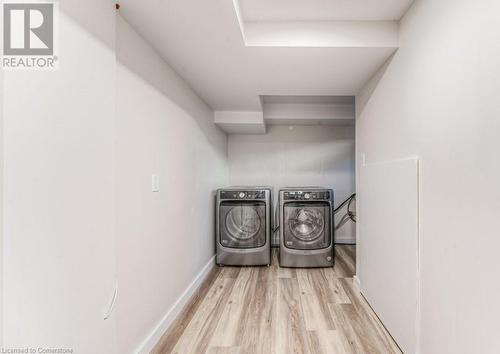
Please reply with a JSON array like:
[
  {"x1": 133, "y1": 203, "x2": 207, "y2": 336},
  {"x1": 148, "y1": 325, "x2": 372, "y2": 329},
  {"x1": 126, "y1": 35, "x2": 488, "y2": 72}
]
[
  {"x1": 228, "y1": 125, "x2": 356, "y2": 243},
  {"x1": 1, "y1": 6, "x2": 226, "y2": 352},
  {"x1": 115, "y1": 17, "x2": 227, "y2": 353},
  {"x1": 2, "y1": 1, "x2": 117, "y2": 352},
  {"x1": 356, "y1": 0, "x2": 500, "y2": 353},
  {"x1": 0, "y1": 23, "x2": 4, "y2": 346}
]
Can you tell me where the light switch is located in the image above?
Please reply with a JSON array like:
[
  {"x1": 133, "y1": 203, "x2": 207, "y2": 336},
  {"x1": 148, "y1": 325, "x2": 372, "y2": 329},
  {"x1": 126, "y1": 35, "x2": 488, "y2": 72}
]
[{"x1": 152, "y1": 174, "x2": 160, "y2": 192}]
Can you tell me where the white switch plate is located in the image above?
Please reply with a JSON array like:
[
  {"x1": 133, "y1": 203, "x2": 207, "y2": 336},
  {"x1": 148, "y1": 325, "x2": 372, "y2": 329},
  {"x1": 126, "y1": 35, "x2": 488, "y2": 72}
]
[{"x1": 152, "y1": 174, "x2": 160, "y2": 192}]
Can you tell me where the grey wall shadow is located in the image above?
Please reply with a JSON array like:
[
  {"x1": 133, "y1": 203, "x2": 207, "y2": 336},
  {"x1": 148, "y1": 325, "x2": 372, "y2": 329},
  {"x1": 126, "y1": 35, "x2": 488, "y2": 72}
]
[{"x1": 356, "y1": 52, "x2": 396, "y2": 118}]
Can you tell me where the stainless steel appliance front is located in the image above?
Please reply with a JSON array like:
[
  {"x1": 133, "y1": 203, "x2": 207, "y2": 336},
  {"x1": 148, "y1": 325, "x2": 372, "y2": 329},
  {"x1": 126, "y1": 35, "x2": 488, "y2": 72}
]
[
  {"x1": 279, "y1": 188, "x2": 334, "y2": 268},
  {"x1": 216, "y1": 187, "x2": 271, "y2": 266}
]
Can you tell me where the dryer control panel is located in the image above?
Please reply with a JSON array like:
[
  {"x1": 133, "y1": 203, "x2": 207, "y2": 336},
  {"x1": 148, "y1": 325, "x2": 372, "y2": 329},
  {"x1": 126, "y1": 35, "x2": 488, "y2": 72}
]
[
  {"x1": 220, "y1": 190, "x2": 267, "y2": 200},
  {"x1": 283, "y1": 191, "x2": 330, "y2": 201}
]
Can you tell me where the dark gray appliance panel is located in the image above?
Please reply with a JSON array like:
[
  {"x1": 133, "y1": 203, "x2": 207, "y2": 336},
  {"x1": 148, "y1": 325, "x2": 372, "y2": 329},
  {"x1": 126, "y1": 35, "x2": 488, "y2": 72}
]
[
  {"x1": 283, "y1": 202, "x2": 331, "y2": 250},
  {"x1": 220, "y1": 201, "x2": 266, "y2": 249}
]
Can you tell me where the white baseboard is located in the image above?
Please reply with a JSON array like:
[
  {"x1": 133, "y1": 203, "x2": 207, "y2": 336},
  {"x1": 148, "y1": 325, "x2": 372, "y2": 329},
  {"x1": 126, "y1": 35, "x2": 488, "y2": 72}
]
[
  {"x1": 335, "y1": 235, "x2": 356, "y2": 244},
  {"x1": 353, "y1": 275, "x2": 361, "y2": 293},
  {"x1": 136, "y1": 255, "x2": 216, "y2": 353}
]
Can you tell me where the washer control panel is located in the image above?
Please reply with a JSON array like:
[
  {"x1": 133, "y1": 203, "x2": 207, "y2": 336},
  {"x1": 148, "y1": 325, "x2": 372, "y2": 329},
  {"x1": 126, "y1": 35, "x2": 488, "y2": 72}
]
[
  {"x1": 283, "y1": 191, "x2": 330, "y2": 201},
  {"x1": 220, "y1": 190, "x2": 267, "y2": 200}
]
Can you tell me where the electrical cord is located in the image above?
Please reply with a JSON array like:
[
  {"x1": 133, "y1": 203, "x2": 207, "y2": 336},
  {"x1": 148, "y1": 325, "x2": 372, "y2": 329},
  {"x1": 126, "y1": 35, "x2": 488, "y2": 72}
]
[
  {"x1": 334, "y1": 193, "x2": 356, "y2": 230},
  {"x1": 347, "y1": 194, "x2": 356, "y2": 223},
  {"x1": 335, "y1": 213, "x2": 352, "y2": 230},
  {"x1": 334, "y1": 193, "x2": 356, "y2": 214}
]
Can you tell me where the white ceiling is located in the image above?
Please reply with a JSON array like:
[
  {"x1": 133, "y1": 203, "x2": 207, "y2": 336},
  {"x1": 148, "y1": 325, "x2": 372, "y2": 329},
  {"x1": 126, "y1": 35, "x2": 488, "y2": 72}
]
[
  {"x1": 262, "y1": 95, "x2": 354, "y2": 104},
  {"x1": 263, "y1": 95, "x2": 355, "y2": 126},
  {"x1": 119, "y1": 0, "x2": 413, "y2": 111},
  {"x1": 239, "y1": 0, "x2": 414, "y2": 22}
]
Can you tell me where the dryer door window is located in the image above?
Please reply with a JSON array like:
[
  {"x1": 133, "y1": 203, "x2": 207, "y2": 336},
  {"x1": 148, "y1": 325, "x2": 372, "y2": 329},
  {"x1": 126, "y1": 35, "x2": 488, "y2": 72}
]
[
  {"x1": 220, "y1": 201, "x2": 266, "y2": 248},
  {"x1": 283, "y1": 202, "x2": 331, "y2": 250}
]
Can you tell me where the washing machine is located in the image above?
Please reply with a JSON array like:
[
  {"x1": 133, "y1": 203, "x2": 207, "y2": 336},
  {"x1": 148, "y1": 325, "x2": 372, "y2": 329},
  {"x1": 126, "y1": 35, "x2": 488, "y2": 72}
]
[
  {"x1": 279, "y1": 187, "x2": 334, "y2": 268},
  {"x1": 216, "y1": 187, "x2": 272, "y2": 266}
]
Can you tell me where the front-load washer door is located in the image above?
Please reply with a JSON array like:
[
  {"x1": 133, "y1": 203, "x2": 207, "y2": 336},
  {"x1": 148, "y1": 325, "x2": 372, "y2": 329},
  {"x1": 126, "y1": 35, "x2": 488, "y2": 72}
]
[
  {"x1": 283, "y1": 202, "x2": 331, "y2": 250},
  {"x1": 220, "y1": 201, "x2": 266, "y2": 249}
]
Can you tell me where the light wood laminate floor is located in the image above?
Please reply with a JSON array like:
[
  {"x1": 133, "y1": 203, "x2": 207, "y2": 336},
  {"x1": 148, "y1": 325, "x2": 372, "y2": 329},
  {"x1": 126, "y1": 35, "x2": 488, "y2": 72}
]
[{"x1": 152, "y1": 246, "x2": 401, "y2": 354}]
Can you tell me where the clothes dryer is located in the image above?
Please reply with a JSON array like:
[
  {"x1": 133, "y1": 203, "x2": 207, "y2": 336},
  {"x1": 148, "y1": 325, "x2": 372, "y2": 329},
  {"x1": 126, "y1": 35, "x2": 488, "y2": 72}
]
[
  {"x1": 279, "y1": 187, "x2": 334, "y2": 267},
  {"x1": 216, "y1": 187, "x2": 272, "y2": 266}
]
